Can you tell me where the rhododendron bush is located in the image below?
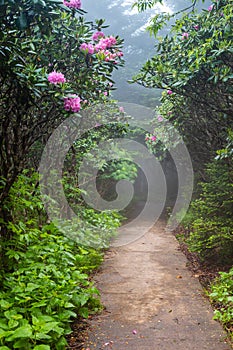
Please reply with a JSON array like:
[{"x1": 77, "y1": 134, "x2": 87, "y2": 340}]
[
  {"x1": 0, "y1": 0, "x2": 124, "y2": 204},
  {"x1": 0, "y1": 2, "x2": 127, "y2": 348},
  {"x1": 133, "y1": 0, "x2": 233, "y2": 169}
]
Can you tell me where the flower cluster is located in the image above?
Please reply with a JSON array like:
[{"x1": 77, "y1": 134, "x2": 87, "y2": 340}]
[
  {"x1": 181, "y1": 32, "x2": 189, "y2": 40},
  {"x1": 63, "y1": 0, "x2": 81, "y2": 9},
  {"x1": 48, "y1": 71, "x2": 66, "y2": 84},
  {"x1": 92, "y1": 31, "x2": 105, "y2": 41},
  {"x1": 80, "y1": 34, "x2": 118, "y2": 53},
  {"x1": 80, "y1": 43, "x2": 95, "y2": 54},
  {"x1": 95, "y1": 36, "x2": 117, "y2": 51},
  {"x1": 97, "y1": 49, "x2": 123, "y2": 62},
  {"x1": 167, "y1": 89, "x2": 173, "y2": 95},
  {"x1": 145, "y1": 135, "x2": 156, "y2": 142},
  {"x1": 79, "y1": 32, "x2": 123, "y2": 63},
  {"x1": 48, "y1": 72, "x2": 82, "y2": 112},
  {"x1": 157, "y1": 115, "x2": 163, "y2": 122},
  {"x1": 64, "y1": 95, "x2": 81, "y2": 113}
]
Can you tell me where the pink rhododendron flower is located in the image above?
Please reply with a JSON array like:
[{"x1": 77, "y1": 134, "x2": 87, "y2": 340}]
[
  {"x1": 80, "y1": 43, "x2": 95, "y2": 54},
  {"x1": 119, "y1": 106, "x2": 124, "y2": 113},
  {"x1": 105, "y1": 52, "x2": 117, "y2": 61},
  {"x1": 95, "y1": 36, "x2": 117, "y2": 51},
  {"x1": 193, "y1": 25, "x2": 199, "y2": 30},
  {"x1": 48, "y1": 71, "x2": 66, "y2": 84},
  {"x1": 105, "y1": 36, "x2": 117, "y2": 47},
  {"x1": 64, "y1": 95, "x2": 81, "y2": 113},
  {"x1": 157, "y1": 115, "x2": 163, "y2": 122},
  {"x1": 103, "y1": 91, "x2": 108, "y2": 96},
  {"x1": 146, "y1": 134, "x2": 156, "y2": 142},
  {"x1": 92, "y1": 31, "x2": 105, "y2": 41},
  {"x1": 150, "y1": 135, "x2": 156, "y2": 142},
  {"x1": 96, "y1": 49, "x2": 119, "y2": 62},
  {"x1": 208, "y1": 5, "x2": 213, "y2": 11},
  {"x1": 63, "y1": 0, "x2": 81, "y2": 9},
  {"x1": 95, "y1": 42, "x2": 107, "y2": 52},
  {"x1": 117, "y1": 51, "x2": 124, "y2": 57},
  {"x1": 87, "y1": 44, "x2": 95, "y2": 54},
  {"x1": 182, "y1": 32, "x2": 189, "y2": 40},
  {"x1": 167, "y1": 89, "x2": 173, "y2": 95}
]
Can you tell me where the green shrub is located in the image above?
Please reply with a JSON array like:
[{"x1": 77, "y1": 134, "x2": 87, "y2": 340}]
[
  {"x1": 183, "y1": 160, "x2": 233, "y2": 263},
  {"x1": 0, "y1": 171, "x2": 121, "y2": 349},
  {"x1": 0, "y1": 225, "x2": 101, "y2": 349},
  {"x1": 209, "y1": 268, "x2": 233, "y2": 339}
]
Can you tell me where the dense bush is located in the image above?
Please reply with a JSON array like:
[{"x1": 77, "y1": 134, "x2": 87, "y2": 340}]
[
  {"x1": 181, "y1": 160, "x2": 233, "y2": 263},
  {"x1": 133, "y1": 0, "x2": 233, "y2": 170},
  {"x1": 0, "y1": 0, "x2": 124, "y2": 206},
  {"x1": 0, "y1": 171, "x2": 121, "y2": 349}
]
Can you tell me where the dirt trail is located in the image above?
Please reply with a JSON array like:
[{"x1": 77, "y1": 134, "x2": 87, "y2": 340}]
[{"x1": 82, "y1": 221, "x2": 231, "y2": 350}]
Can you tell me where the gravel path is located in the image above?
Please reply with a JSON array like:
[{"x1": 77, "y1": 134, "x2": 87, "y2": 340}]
[{"x1": 82, "y1": 221, "x2": 231, "y2": 350}]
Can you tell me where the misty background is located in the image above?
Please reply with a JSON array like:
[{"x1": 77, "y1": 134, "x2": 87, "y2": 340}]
[
  {"x1": 83, "y1": 0, "x2": 211, "y2": 106},
  {"x1": 82, "y1": 0, "x2": 211, "y2": 217}
]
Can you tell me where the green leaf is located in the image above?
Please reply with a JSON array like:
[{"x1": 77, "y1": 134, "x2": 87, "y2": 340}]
[
  {"x1": 33, "y1": 346, "x2": 51, "y2": 350},
  {"x1": 0, "y1": 329, "x2": 13, "y2": 340},
  {"x1": 79, "y1": 307, "x2": 89, "y2": 318},
  {"x1": 6, "y1": 325, "x2": 32, "y2": 341},
  {"x1": 55, "y1": 336, "x2": 68, "y2": 350},
  {"x1": 31, "y1": 301, "x2": 47, "y2": 308},
  {"x1": 64, "y1": 302, "x2": 75, "y2": 308},
  {"x1": 15, "y1": 12, "x2": 28, "y2": 30},
  {"x1": 38, "y1": 0, "x2": 46, "y2": 6},
  {"x1": 12, "y1": 339, "x2": 30, "y2": 348},
  {"x1": 25, "y1": 283, "x2": 40, "y2": 292},
  {"x1": 0, "y1": 300, "x2": 13, "y2": 310},
  {"x1": 0, "y1": 319, "x2": 8, "y2": 330},
  {"x1": 34, "y1": 332, "x2": 51, "y2": 340},
  {"x1": 79, "y1": 294, "x2": 89, "y2": 307},
  {"x1": 8, "y1": 319, "x2": 19, "y2": 329},
  {"x1": 0, "y1": 347, "x2": 11, "y2": 350},
  {"x1": 36, "y1": 315, "x2": 55, "y2": 323},
  {"x1": 4, "y1": 311, "x2": 21, "y2": 320},
  {"x1": 39, "y1": 322, "x2": 60, "y2": 334}
]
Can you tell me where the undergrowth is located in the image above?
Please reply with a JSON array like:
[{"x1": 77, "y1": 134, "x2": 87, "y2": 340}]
[
  {"x1": 0, "y1": 171, "x2": 121, "y2": 349},
  {"x1": 209, "y1": 268, "x2": 233, "y2": 340}
]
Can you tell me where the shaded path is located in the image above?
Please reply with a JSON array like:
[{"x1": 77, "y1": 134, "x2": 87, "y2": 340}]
[{"x1": 83, "y1": 221, "x2": 231, "y2": 349}]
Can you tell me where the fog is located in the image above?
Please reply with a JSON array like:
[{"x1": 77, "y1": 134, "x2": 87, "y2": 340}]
[
  {"x1": 83, "y1": 0, "x2": 211, "y2": 105},
  {"x1": 82, "y1": 1, "x2": 211, "y2": 217}
]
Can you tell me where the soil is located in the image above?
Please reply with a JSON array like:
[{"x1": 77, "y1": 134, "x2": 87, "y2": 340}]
[{"x1": 68, "y1": 220, "x2": 232, "y2": 350}]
